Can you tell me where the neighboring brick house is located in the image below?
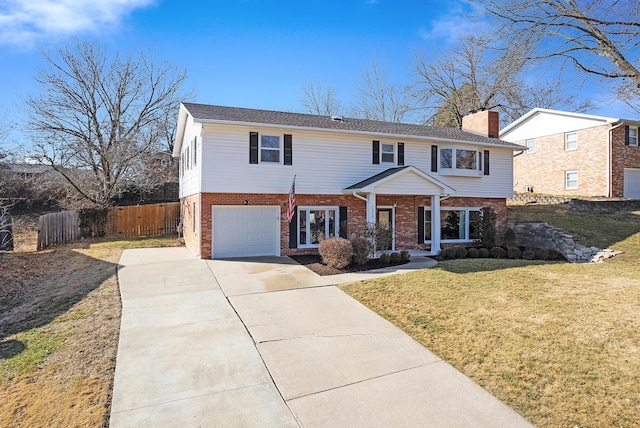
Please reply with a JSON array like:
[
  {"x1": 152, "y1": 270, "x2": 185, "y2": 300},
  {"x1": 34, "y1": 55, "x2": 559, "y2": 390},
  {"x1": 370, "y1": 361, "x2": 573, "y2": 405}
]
[
  {"x1": 500, "y1": 108, "x2": 640, "y2": 198},
  {"x1": 174, "y1": 103, "x2": 524, "y2": 259}
]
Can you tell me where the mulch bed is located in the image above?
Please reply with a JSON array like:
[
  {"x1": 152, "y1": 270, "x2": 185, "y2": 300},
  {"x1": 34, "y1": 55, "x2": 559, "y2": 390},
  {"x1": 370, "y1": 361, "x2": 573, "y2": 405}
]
[{"x1": 291, "y1": 255, "x2": 409, "y2": 276}]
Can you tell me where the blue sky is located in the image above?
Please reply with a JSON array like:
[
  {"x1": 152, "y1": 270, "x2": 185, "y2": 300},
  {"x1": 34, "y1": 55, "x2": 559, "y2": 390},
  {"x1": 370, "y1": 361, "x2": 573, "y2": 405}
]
[{"x1": 0, "y1": 0, "x2": 631, "y2": 150}]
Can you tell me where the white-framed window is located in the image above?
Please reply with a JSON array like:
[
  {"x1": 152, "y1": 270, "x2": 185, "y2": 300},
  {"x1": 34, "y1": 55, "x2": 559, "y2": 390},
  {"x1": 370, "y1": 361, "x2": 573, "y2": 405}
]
[
  {"x1": 192, "y1": 136, "x2": 198, "y2": 166},
  {"x1": 381, "y1": 143, "x2": 395, "y2": 163},
  {"x1": 565, "y1": 170, "x2": 578, "y2": 190},
  {"x1": 526, "y1": 138, "x2": 536, "y2": 153},
  {"x1": 260, "y1": 135, "x2": 281, "y2": 163},
  {"x1": 439, "y1": 147, "x2": 482, "y2": 176},
  {"x1": 565, "y1": 132, "x2": 578, "y2": 151},
  {"x1": 629, "y1": 127, "x2": 638, "y2": 146},
  {"x1": 424, "y1": 209, "x2": 432, "y2": 242},
  {"x1": 440, "y1": 208, "x2": 481, "y2": 242},
  {"x1": 298, "y1": 207, "x2": 339, "y2": 247}
]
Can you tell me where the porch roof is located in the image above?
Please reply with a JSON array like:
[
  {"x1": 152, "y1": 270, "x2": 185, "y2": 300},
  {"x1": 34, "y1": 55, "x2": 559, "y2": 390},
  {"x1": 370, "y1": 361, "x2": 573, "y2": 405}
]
[{"x1": 343, "y1": 165, "x2": 456, "y2": 195}]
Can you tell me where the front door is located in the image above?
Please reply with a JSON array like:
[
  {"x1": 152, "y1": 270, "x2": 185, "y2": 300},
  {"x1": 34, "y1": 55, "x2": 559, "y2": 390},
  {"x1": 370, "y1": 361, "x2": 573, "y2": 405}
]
[{"x1": 376, "y1": 208, "x2": 393, "y2": 251}]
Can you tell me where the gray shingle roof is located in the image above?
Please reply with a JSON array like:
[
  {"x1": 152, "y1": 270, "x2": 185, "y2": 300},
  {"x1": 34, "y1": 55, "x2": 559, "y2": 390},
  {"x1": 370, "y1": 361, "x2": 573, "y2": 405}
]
[
  {"x1": 344, "y1": 167, "x2": 409, "y2": 190},
  {"x1": 182, "y1": 103, "x2": 523, "y2": 149}
]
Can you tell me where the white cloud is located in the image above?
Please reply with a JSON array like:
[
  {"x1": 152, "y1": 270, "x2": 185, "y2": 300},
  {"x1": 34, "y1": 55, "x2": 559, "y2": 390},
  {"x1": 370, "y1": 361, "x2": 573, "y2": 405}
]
[
  {"x1": 417, "y1": 0, "x2": 486, "y2": 44},
  {"x1": 0, "y1": 0, "x2": 155, "y2": 47}
]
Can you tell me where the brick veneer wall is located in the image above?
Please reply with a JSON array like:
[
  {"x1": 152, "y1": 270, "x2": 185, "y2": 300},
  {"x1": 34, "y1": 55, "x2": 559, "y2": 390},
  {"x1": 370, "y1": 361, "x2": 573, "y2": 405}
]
[
  {"x1": 512, "y1": 125, "x2": 609, "y2": 196},
  {"x1": 180, "y1": 194, "x2": 200, "y2": 256},
  {"x1": 188, "y1": 193, "x2": 507, "y2": 259},
  {"x1": 611, "y1": 125, "x2": 640, "y2": 197},
  {"x1": 462, "y1": 110, "x2": 500, "y2": 138}
]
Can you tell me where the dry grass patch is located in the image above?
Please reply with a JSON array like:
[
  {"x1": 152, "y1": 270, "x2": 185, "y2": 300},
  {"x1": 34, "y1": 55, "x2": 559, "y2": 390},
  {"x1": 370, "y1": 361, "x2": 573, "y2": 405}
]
[
  {"x1": 1, "y1": 216, "x2": 183, "y2": 427},
  {"x1": 340, "y1": 207, "x2": 640, "y2": 427}
]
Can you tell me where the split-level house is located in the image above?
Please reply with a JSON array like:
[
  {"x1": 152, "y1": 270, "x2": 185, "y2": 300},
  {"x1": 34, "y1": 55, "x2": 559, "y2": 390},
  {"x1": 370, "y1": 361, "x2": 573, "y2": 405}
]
[
  {"x1": 500, "y1": 108, "x2": 640, "y2": 198},
  {"x1": 173, "y1": 103, "x2": 524, "y2": 259}
]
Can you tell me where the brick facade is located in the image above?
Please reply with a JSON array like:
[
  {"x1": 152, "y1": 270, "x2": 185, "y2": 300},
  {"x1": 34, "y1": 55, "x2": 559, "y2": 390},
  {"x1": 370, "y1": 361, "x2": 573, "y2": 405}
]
[
  {"x1": 513, "y1": 125, "x2": 610, "y2": 197},
  {"x1": 183, "y1": 193, "x2": 507, "y2": 259},
  {"x1": 611, "y1": 125, "x2": 640, "y2": 197},
  {"x1": 512, "y1": 123, "x2": 640, "y2": 198},
  {"x1": 462, "y1": 110, "x2": 500, "y2": 138}
]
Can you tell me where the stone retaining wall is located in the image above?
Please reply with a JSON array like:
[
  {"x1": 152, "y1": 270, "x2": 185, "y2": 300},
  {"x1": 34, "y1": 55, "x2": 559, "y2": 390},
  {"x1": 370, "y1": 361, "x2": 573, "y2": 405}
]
[{"x1": 507, "y1": 220, "x2": 621, "y2": 263}]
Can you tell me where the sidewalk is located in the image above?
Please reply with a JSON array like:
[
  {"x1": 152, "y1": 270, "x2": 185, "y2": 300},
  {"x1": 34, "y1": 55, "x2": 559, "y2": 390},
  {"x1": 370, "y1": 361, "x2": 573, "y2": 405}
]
[{"x1": 110, "y1": 248, "x2": 534, "y2": 427}]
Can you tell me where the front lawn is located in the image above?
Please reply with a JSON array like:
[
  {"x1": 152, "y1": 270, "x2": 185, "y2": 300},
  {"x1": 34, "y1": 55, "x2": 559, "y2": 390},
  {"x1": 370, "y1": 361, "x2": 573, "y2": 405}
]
[
  {"x1": 0, "y1": 221, "x2": 183, "y2": 428},
  {"x1": 340, "y1": 205, "x2": 640, "y2": 427}
]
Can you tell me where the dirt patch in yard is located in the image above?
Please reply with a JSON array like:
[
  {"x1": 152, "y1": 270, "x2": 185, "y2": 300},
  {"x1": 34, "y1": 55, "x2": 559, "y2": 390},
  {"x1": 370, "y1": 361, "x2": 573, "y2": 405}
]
[{"x1": 0, "y1": 214, "x2": 183, "y2": 427}]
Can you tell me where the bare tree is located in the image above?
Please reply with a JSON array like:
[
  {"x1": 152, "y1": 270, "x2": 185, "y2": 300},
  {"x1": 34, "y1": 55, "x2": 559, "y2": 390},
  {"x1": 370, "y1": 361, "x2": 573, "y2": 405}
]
[
  {"x1": 481, "y1": 0, "x2": 640, "y2": 85},
  {"x1": 412, "y1": 34, "x2": 527, "y2": 127},
  {"x1": 353, "y1": 58, "x2": 416, "y2": 123},
  {"x1": 412, "y1": 34, "x2": 591, "y2": 128},
  {"x1": 27, "y1": 39, "x2": 189, "y2": 209},
  {"x1": 301, "y1": 81, "x2": 343, "y2": 116}
]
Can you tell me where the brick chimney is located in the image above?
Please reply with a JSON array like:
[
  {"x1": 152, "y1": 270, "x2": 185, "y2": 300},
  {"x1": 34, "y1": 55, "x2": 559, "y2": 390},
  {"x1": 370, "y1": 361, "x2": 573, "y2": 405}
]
[{"x1": 461, "y1": 110, "x2": 499, "y2": 138}]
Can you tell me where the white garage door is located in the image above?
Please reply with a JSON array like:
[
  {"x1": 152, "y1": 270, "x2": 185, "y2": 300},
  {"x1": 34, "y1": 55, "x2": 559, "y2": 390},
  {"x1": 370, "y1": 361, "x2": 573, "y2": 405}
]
[
  {"x1": 211, "y1": 206, "x2": 280, "y2": 258},
  {"x1": 624, "y1": 168, "x2": 640, "y2": 199}
]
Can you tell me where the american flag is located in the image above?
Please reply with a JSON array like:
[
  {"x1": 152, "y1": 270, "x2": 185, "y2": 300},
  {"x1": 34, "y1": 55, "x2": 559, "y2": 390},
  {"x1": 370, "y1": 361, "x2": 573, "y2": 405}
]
[{"x1": 287, "y1": 176, "x2": 296, "y2": 223}]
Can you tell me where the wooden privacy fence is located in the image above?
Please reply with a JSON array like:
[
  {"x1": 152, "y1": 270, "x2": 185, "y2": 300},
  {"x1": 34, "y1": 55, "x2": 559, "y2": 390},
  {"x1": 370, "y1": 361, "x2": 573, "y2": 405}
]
[
  {"x1": 37, "y1": 210, "x2": 80, "y2": 250},
  {"x1": 104, "y1": 202, "x2": 180, "y2": 238}
]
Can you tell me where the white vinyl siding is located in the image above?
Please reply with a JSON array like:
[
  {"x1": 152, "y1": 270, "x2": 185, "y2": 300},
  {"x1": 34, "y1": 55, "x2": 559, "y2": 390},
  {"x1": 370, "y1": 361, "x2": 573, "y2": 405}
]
[
  {"x1": 194, "y1": 123, "x2": 514, "y2": 198},
  {"x1": 179, "y1": 118, "x2": 202, "y2": 198}
]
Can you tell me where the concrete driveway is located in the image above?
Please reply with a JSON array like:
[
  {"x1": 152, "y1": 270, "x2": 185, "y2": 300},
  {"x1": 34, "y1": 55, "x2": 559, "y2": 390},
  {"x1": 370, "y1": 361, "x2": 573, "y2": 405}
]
[{"x1": 111, "y1": 248, "x2": 533, "y2": 427}]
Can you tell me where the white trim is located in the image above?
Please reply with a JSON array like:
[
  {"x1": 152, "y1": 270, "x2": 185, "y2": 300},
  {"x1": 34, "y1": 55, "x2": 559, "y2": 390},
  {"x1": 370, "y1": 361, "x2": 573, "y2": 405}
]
[
  {"x1": 629, "y1": 127, "x2": 639, "y2": 147},
  {"x1": 564, "y1": 131, "x2": 578, "y2": 151},
  {"x1": 211, "y1": 205, "x2": 281, "y2": 258},
  {"x1": 439, "y1": 207, "x2": 482, "y2": 243},
  {"x1": 259, "y1": 134, "x2": 283, "y2": 164},
  {"x1": 380, "y1": 142, "x2": 396, "y2": 164},
  {"x1": 525, "y1": 138, "x2": 536, "y2": 154},
  {"x1": 565, "y1": 170, "x2": 578, "y2": 190},
  {"x1": 376, "y1": 205, "x2": 395, "y2": 251},
  {"x1": 500, "y1": 107, "x2": 620, "y2": 138},
  {"x1": 297, "y1": 206, "x2": 340, "y2": 248},
  {"x1": 345, "y1": 165, "x2": 456, "y2": 195}
]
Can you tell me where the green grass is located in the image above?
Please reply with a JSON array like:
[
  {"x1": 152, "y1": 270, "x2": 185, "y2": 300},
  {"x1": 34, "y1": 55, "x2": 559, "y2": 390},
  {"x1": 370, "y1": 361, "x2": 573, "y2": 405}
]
[
  {"x1": 340, "y1": 206, "x2": 640, "y2": 427},
  {"x1": 0, "y1": 329, "x2": 64, "y2": 380}
]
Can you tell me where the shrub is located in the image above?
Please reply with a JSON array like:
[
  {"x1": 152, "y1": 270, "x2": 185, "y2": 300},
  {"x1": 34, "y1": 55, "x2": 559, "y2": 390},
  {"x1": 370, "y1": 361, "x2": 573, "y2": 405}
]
[
  {"x1": 547, "y1": 249, "x2": 561, "y2": 260},
  {"x1": 379, "y1": 253, "x2": 391, "y2": 264},
  {"x1": 522, "y1": 250, "x2": 535, "y2": 260},
  {"x1": 478, "y1": 247, "x2": 490, "y2": 258},
  {"x1": 455, "y1": 246, "x2": 468, "y2": 259},
  {"x1": 507, "y1": 247, "x2": 521, "y2": 259},
  {"x1": 535, "y1": 248, "x2": 550, "y2": 260},
  {"x1": 504, "y1": 228, "x2": 517, "y2": 248},
  {"x1": 490, "y1": 246, "x2": 506, "y2": 258},
  {"x1": 390, "y1": 252, "x2": 402, "y2": 264},
  {"x1": 441, "y1": 247, "x2": 456, "y2": 259},
  {"x1": 467, "y1": 247, "x2": 480, "y2": 258},
  {"x1": 319, "y1": 237, "x2": 353, "y2": 269},
  {"x1": 479, "y1": 206, "x2": 497, "y2": 248},
  {"x1": 400, "y1": 250, "x2": 411, "y2": 261},
  {"x1": 351, "y1": 237, "x2": 372, "y2": 265}
]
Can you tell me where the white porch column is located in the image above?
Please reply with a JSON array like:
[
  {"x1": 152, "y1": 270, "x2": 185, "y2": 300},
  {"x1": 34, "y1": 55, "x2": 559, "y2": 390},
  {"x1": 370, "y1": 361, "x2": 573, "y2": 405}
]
[
  {"x1": 431, "y1": 195, "x2": 441, "y2": 255},
  {"x1": 366, "y1": 192, "x2": 377, "y2": 224}
]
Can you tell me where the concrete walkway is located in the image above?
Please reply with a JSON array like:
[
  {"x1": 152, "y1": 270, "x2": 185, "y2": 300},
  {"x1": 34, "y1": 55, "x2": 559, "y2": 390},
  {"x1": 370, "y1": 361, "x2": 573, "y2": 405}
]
[{"x1": 111, "y1": 248, "x2": 534, "y2": 427}]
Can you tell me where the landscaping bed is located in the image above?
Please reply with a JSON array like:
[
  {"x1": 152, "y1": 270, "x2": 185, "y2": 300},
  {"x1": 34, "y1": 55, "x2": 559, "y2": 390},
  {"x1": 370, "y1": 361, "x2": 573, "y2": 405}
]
[{"x1": 291, "y1": 254, "x2": 409, "y2": 276}]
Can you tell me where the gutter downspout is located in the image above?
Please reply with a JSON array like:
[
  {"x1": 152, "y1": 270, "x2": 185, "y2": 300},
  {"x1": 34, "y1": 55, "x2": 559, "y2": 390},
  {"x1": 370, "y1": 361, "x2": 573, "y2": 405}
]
[
  {"x1": 608, "y1": 121, "x2": 624, "y2": 197},
  {"x1": 513, "y1": 149, "x2": 526, "y2": 158},
  {"x1": 352, "y1": 190, "x2": 368, "y2": 202}
]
